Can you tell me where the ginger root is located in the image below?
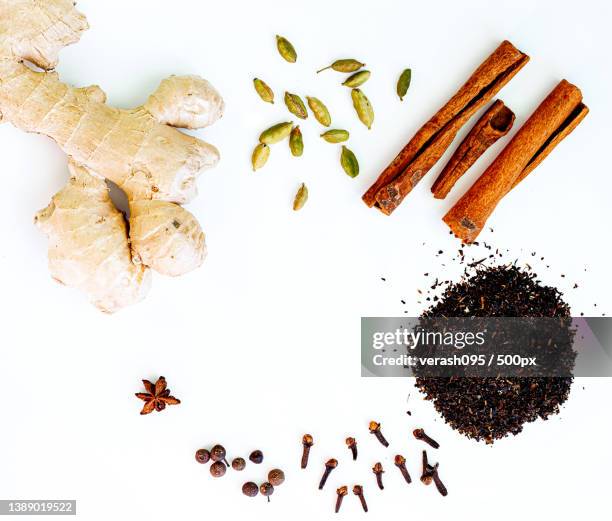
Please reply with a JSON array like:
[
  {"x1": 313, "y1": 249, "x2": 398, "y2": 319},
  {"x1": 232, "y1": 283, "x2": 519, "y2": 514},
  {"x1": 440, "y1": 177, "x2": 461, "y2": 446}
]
[{"x1": 0, "y1": 0, "x2": 224, "y2": 311}]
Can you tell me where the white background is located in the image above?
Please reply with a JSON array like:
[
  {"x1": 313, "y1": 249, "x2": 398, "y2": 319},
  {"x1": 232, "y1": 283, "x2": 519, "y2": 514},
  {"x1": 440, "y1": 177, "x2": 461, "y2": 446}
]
[{"x1": 1, "y1": 0, "x2": 611, "y2": 519}]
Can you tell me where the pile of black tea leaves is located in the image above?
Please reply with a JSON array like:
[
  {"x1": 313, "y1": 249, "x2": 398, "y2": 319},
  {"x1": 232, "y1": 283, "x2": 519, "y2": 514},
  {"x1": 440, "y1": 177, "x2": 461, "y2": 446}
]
[{"x1": 415, "y1": 263, "x2": 575, "y2": 443}]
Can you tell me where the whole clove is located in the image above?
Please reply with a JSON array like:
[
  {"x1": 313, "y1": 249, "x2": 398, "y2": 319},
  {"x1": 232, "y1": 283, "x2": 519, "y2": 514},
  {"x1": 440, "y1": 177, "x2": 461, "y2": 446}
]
[
  {"x1": 394, "y1": 454, "x2": 411, "y2": 484},
  {"x1": 431, "y1": 464, "x2": 448, "y2": 496},
  {"x1": 319, "y1": 459, "x2": 338, "y2": 490},
  {"x1": 413, "y1": 428, "x2": 440, "y2": 449},
  {"x1": 420, "y1": 450, "x2": 433, "y2": 485},
  {"x1": 372, "y1": 462, "x2": 385, "y2": 490},
  {"x1": 301, "y1": 434, "x2": 314, "y2": 469},
  {"x1": 368, "y1": 421, "x2": 389, "y2": 447},
  {"x1": 345, "y1": 437, "x2": 358, "y2": 460},
  {"x1": 335, "y1": 486, "x2": 348, "y2": 513},
  {"x1": 353, "y1": 485, "x2": 368, "y2": 512}
]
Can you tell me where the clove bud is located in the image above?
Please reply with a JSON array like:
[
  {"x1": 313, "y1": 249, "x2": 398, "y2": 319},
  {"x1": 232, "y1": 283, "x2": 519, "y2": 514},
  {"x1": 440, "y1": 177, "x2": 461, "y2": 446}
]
[
  {"x1": 372, "y1": 462, "x2": 385, "y2": 490},
  {"x1": 394, "y1": 454, "x2": 412, "y2": 484},
  {"x1": 301, "y1": 434, "x2": 314, "y2": 469},
  {"x1": 368, "y1": 421, "x2": 389, "y2": 447},
  {"x1": 319, "y1": 458, "x2": 338, "y2": 489},
  {"x1": 345, "y1": 437, "x2": 358, "y2": 460},
  {"x1": 352, "y1": 485, "x2": 368, "y2": 512},
  {"x1": 335, "y1": 486, "x2": 348, "y2": 513},
  {"x1": 413, "y1": 428, "x2": 440, "y2": 449}
]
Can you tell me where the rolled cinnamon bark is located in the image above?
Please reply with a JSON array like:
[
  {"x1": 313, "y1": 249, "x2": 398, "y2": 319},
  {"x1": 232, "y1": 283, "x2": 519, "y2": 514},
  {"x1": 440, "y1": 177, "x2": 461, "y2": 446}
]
[
  {"x1": 363, "y1": 40, "x2": 529, "y2": 215},
  {"x1": 431, "y1": 100, "x2": 515, "y2": 199},
  {"x1": 443, "y1": 79, "x2": 588, "y2": 243}
]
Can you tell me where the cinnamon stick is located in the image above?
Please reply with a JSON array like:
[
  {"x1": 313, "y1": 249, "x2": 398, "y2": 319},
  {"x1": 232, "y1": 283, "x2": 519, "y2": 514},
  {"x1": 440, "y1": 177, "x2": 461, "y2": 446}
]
[
  {"x1": 431, "y1": 100, "x2": 515, "y2": 199},
  {"x1": 443, "y1": 79, "x2": 588, "y2": 243},
  {"x1": 363, "y1": 40, "x2": 529, "y2": 215}
]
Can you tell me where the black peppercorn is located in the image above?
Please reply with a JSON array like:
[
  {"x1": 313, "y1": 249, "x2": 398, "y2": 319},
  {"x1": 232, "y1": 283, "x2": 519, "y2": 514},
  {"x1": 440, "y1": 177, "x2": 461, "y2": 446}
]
[
  {"x1": 232, "y1": 457, "x2": 246, "y2": 471},
  {"x1": 210, "y1": 461, "x2": 226, "y2": 478},
  {"x1": 242, "y1": 481, "x2": 258, "y2": 497},
  {"x1": 195, "y1": 448, "x2": 210, "y2": 464},
  {"x1": 249, "y1": 450, "x2": 264, "y2": 464},
  {"x1": 259, "y1": 482, "x2": 274, "y2": 502},
  {"x1": 268, "y1": 468, "x2": 285, "y2": 486}
]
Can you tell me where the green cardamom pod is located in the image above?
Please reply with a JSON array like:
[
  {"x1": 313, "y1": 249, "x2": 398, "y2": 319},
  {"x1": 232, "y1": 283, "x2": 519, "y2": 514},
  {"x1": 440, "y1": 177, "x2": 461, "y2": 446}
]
[
  {"x1": 397, "y1": 69, "x2": 412, "y2": 101},
  {"x1": 284, "y1": 92, "x2": 308, "y2": 119},
  {"x1": 342, "y1": 70, "x2": 371, "y2": 88},
  {"x1": 276, "y1": 35, "x2": 297, "y2": 63},
  {"x1": 351, "y1": 88, "x2": 374, "y2": 129},
  {"x1": 259, "y1": 121, "x2": 294, "y2": 144},
  {"x1": 251, "y1": 143, "x2": 270, "y2": 171},
  {"x1": 293, "y1": 183, "x2": 308, "y2": 211},
  {"x1": 340, "y1": 145, "x2": 359, "y2": 178},
  {"x1": 320, "y1": 129, "x2": 349, "y2": 143},
  {"x1": 253, "y1": 78, "x2": 274, "y2": 104},
  {"x1": 306, "y1": 96, "x2": 331, "y2": 127},
  {"x1": 317, "y1": 59, "x2": 365, "y2": 73},
  {"x1": 289, "y1": 126, "x2": 304, "y2": 157}
]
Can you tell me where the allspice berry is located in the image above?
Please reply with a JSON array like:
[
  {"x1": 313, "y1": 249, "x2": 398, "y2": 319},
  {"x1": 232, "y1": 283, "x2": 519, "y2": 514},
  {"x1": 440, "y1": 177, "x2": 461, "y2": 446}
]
[
  {"x1": 210, "y1": 444, "x2": 229, "y2": 465},
  {"x1": 260, "y1": 482, "x2": 274, "y2": 502},
  {"x1": 232, "y1": 457, "x2": 246, "y2": 471},
  {"x1": 249, "y1": 450, "x2": 264, "y2": 464},
  {"x1": 210, "y1": 461, "x2": 226, "y2": 478},
  {"x1": 268, "y1": 469, "x2": 285, "y2": 486},
  {"x1": 242, "y1": 481, "x2": 259, "y2": 497},
  {"x1": 195, "y1": 448, "x2": 210, "y2": 464}
]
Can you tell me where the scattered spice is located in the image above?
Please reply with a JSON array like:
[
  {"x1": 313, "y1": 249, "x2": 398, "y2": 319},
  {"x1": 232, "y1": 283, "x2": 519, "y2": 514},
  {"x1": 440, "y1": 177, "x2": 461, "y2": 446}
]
[
  {"x1": 260, "y1": 482, "x2": 274, "y2": 502},
  {"x1": 320, "y1": 129, "x2": 349, "y2": 143},
  {"x1": 259, "y1": 121, "x2": 293, "y2": 144},
  {"x1": 351, "y1": 88, "x2": 374, "y2": 129},
  {"x1": 210, "y1": 444, "x2": 229, "y2": 466},
  {"x1": 195, "y1": 448, "x2": 210, "y2": 464},
  {"x1": 343, "y1": 70, "x2": 370, "y2": 88},
  {"x1": 345, "y1": 437, "x2": 358, "y2": 460},
  {"x1": 242, "y1": 481, "x2": 259, "y2": 497},
  {"x1": 372, "y1": 462, "x2": 385, "y2": 490},
  {"x1": 293, "y1": 183, "x2": 309, "y2": 211},
  {"x1": 415, "y1": 264, "x2": 574, "y2": 442},
  {"x1": 413, "y1": 428, "x2": 440, "y2": 449},
  {"x1": 284, "y1": 92, "x2": 308, "y2": 119},
  {"x1": 340, "y1": 145, "x2": 359, "y2": 178},
  {"x1": 394, "y1": 454, "x2": 411, "y2": 484},
  {"x1": 231, "y1": 457, "x2": 246, "y2": 471},
  {"x1": 276, "y1": 35, "x2": 297, "y2": 63},
  {"x1": 289, "y1": 125, "x2": 304, "y2": 157},
  {"x1": 301, "y1": 434, "x2": 314, "y2": 469},
  {"x1": 253, "y1": 78, "x2": 274, "y2": 103},
  {"x1": 353, "y1": 485, "x2": 368, "y2": 512},
  {"x1": 268, "y1": 469, "x2": 285, "y2": 486},
  {"x1": 335, "y1": 486, "x2": 348, "y2": 513},
  {"x1": 317, "y1": 58, "x2": 365, "y2": 73},
  {"x1": 396, "y1": 68, "x2": 412, "y2": 101},
  {"x1": 134, "y1": 376, "x2": 180, "y2": 415},
  {"x1": 251, "y1": 143, "x2": 270, "y2": 171},
  {"x1": 318, "y1": 458, "x2": 338, "y2": 489},
  {"x1": 249, "y1": 450, "x2": 264, "y2": 464},
  {"x1": 306, "y1": 96, "x2": 331, "y2": 127},
  {"x1": 210, "y1": 461, "x2": 226, "y2": 478},
  {"x1": 368, "y1": 421, "x2": 389, "y2": 447}
]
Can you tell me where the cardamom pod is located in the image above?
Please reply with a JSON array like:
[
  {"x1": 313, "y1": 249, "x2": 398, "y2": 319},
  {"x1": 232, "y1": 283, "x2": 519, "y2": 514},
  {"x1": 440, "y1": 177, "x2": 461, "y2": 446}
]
[
  {"x1": 259, "y1": 122, "x2": 294, "y2": 144},
  {"x1": 342, "y1": 70, "x2": 371, "y2": 88},
  {"x1": 340, "y1": 145, "x2": 359, "y2": 178},
  {"x1": 251, "y1": 143, "x2": 270, "y2": 171},
  {"x1": 397, "y1": 68, "x2": 412, "y2": 101},
  {"x1": 306, "y1": 96, "x2": 331, "y2": 127},
  {"x1": 351, "y1": 88, "x2": 374, "y2": 129},
  {"x1": 276, "y1": 35, "x2": 297, "y2": 63},
  {"x1": 317, "y1": 59, "x2": 365, "y2": 74},
  {"x1": 293, "y1": 183, "x2": 308, "y2": 211},
  {"x1": 253, "y1": 78, "x2": 274, "y2": 104},
  {"x1": 289, "y1": 126, "x2": 304, "y2": 157},
  {"x1": 284, "y1": 92, "x2": 308, "y2": 119},
  {"x1": 320, "y1": 129, "x2": 349, "y2": 143}
]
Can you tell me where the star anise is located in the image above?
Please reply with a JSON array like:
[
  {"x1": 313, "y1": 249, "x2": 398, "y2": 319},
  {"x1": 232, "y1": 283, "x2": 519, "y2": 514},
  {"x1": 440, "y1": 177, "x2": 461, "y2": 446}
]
[{"x1": 135, "y1": 376, "x2": 181, "y2": 415}]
